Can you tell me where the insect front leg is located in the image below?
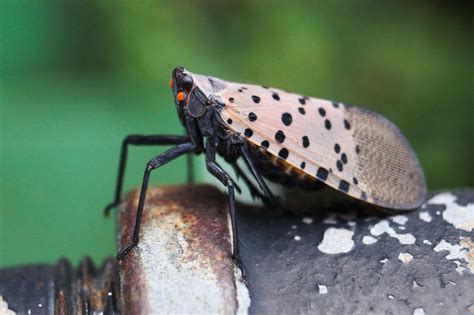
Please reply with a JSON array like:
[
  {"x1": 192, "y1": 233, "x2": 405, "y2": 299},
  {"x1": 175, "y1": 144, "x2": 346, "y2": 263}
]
[
  {"x1": 116, "y1": 141, "x2": 197, "y2": 261},
  {"x1": 205, "y1": 139, "x2": 247, "y2": 280},
  {"x1": 104, "y1": 134, "x2": 190, "y2": 216}
]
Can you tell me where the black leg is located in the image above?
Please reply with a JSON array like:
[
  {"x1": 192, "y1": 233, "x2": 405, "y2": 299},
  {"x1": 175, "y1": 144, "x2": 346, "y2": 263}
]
[
  {"x1": 231, "y1": 162, "x2": 266, "y2": 200},
  {"x1": 240, "y1": 144, "x2": 279, "y2": 209},
  {"x1": 205, "y1": 139, "x2": 247, "y2": 280},
  {"x1": 116, "y1": 142, "x2": 197, "y2": 260},
  {"x1": 104, "y1": 134, "x2": 189, "y2": 216}
]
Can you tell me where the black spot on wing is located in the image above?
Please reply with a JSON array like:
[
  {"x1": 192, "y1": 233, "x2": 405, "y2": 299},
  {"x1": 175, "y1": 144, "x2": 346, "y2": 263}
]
[
  {"x1": 332, "y1": 101, "x2": 340, "y2": 108},
  {"x1": 261, "y1": 140, "x2": 269, "y2": 149},
  {"x1": 251, "y1": 95, "x2": 260, "y2": 103},
  {"x1": 298, "y1": 107, "x2": 305, "y2": 115},
  {"x1": 341, "y1": 153, "x2": 347, "y2": 164},
  {"x1": 282, "y1": 113, "x2": 293, "y2": 126},
  {"x1": 353, "y1": 177, "x2": 358, "y2": 185},
  {"x1": 298, "y1": 97, "x2": 306, "y2": 105},
  {"x1": 248, "y1": 112, "x2": 257, "y2": 122},
  {"x1": 336, "y1": 160, "x2": 343, "y2": 172},
  {"x1": 338, "y1": 180, "x2": 350, "y2": 193},
  {"x1": 325, "y1": 119, "x2": 332, "y2": 130},
  {"x1": 334, "y1": 143, "x2": 341, "y2": 153},
  {"x1": 227, "y1": 118, "x2": 233, "y2": 125},
  {"x1": 244, "y1": 128, "x2": 253, "y2": 138},
  {"x1": 278, "y1": 148, "x2": 289, "y2": 159},
  {"x1": 344, "y1": 119, "x2": 351, "y2": 130},
  {"x1": 300, "y1": 161, "x2": 306, "y2": 169},
  {"x1": 302, "y1": 136, "x2": 310, "y2": 148},
  {"x1": 275, "y1": 130, "x2": 285, "y2": 143},
  {"x1": 318, "y1": 108, "x2": 326, "y2": 117},
  {"x1": 272, "y1": 92, "x2": 280, "y2": 101},
  {"x1": 316, "y1": 167, "x2": 329, "y2": 181}
]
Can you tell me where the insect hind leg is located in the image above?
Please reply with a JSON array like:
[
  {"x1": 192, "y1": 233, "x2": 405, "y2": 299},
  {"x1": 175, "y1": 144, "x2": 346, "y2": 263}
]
[{"x1": 205, "y1": 139, "x2": 247, "y2": 281}]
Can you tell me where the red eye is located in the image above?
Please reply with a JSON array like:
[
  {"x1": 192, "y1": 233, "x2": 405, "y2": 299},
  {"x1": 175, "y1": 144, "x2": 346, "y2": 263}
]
[{"x1": 177, "y1": 91, "x2": 185, "y2": 102}]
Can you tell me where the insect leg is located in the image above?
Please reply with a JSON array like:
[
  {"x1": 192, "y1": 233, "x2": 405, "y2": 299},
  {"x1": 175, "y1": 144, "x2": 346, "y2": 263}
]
[
  {"x1": 116, "y1": 141, "x2": 197, "y2": 260},
  {"x1": 205, "y1": 139, "x2": 247, "y2": 280},
  {"x1": 232, "y1": 162, "x2": 268, "y2": 201},
  {"x1": 104, "y1": 134, "x2": 190, "y2": 216},
  {"x1": 239, "y1": 144, "x2": 279, "y2": 209}
]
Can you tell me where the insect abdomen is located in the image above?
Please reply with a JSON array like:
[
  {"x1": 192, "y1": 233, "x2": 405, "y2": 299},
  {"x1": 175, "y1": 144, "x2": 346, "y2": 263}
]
[{"x1": 247, "y1": 142, "x2": 324, "y2": 190}]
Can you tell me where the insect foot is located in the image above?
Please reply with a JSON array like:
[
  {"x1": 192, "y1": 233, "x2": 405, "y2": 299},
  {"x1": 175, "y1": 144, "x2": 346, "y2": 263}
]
[{"x1": 117, "y1": 184, "x2": 251, "y2": 314}]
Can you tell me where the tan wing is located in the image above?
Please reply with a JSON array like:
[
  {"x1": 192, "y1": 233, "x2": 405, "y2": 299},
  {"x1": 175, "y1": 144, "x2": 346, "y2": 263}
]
[{"x1": 217, "y1": 82, "x2": 426, "y2": 210}]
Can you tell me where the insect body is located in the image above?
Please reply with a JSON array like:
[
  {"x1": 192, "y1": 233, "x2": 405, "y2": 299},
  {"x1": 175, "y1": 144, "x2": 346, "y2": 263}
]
[{"x1": 106, "y1": 67, "x2": 426, "y2": 276}]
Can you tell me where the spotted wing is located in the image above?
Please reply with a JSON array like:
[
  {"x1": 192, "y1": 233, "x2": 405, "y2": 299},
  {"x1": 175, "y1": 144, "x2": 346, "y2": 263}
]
[{"x1": 217, "y1": 82, "x2": 426, "y2": 210}]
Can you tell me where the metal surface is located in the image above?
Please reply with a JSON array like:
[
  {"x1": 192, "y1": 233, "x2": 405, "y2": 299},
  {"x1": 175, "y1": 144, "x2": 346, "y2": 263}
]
[
  {"x1": 1, "y1": 186, "x2": 472, "y2": 314},
  {"x1": 0, "y1": 258, "x2": 120, "y2": 315},
  {"x1": 117, "y1": 184, "x2": 250, "y2": 315}
]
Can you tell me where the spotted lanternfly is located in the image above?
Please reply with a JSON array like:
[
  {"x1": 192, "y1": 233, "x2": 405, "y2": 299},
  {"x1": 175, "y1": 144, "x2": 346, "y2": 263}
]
[{"x1": 105, "y1": 66, "x2": 426, "y2": 276}]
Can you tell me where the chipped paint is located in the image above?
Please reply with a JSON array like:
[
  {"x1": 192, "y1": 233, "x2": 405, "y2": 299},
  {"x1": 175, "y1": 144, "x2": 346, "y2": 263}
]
[
  {"x1": 413, "y1": 307, "x2": 425, "y2": 315},
  {"x1": 362, "y1": 235, "x2": 377, "y2": 245},
  {"x1": 433, "y1": 239, "x2": 473, "y2": 274},
  {"x1": 323, "y1": 215, "x2": 338, "y2": 225},
  {"x1": 119, "y1": 186, "x2": 250, "y2": 314},
  {"x1": 391, "y1": 215, "x2": 408, "y2": 225},
  {"x1": 380, "y1": 258, "x2": 389, "y2": 264},
  {"x1": 370, "y1": 220, "x2": 416, "y2": 244},
  {"x1": 398, "y1": 252, "x2": 414, "y2": 263},
  {"x1": 423, "y1": 240, "x2": 432, "y2": 245},
  {"x1": 294, "y1": 235, "x2": 301, "y2": 241},
  {"x1": 317, "y1": 228, "x2": 354, "y2": 254},
  {"x1": 419, "y1": 211, "x2": 432, "y2": 222},
  {"x1": 302, "y1": 217, "x2": 313, "y2": 224},
  {"x1": 428, "y1": 192, "x2": 474, "y2": 232},
  {"x1": 0, "y1": 296, "x2": 16, "y2": 315},
  {"x1": 318, "y1": 284, "x2": 328, "y2": 294}
]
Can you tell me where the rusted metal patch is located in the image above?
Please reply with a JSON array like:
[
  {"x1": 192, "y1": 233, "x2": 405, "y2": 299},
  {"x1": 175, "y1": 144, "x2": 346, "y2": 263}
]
[{"x1": 118, "y1": 184, "x2": 250, "y2": 314}]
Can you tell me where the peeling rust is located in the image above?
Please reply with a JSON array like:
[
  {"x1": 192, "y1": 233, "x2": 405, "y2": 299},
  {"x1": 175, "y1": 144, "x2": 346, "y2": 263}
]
[{"x1": 118, "y1": 184, "x2": 248, "y2": 314}]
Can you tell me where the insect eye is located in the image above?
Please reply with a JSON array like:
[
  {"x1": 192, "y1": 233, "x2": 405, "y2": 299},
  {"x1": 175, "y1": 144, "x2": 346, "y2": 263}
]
[
  {"x1": 182, "y1": 76, "x2": 194, "y2": 90},
  {"x1": 177, "y1": 91, "x2": 186, "y2": 102}
]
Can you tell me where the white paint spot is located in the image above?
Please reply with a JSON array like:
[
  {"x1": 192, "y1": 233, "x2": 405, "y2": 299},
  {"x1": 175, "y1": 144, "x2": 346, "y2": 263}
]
[
  {"x1": 323, "y1": 215, "x2": 338, "y2": 224},
  {"x1": 362, "y1": 235, "x2": 377, "y2": 245},
  {"x1": 423, "y1": 240, "x2": 432, "y2": 245},
  {"x1": 318, "y1": 228, "x2": 354, "y2": 254},
  {"x1": 419, "y1": 211, "x2": 432, "y2": 222},
  {"x1": 398, "y1": 226, "x2": 406, "y2": 230},
  {"x1": 291, "y1": 225, "x2": 297, "y2": 230},
  {"x1": 436, "y1": 211, "x2": 441, "y2": 215},
  {"x1": 391, "y1": 215, "x2": 408, "y2": 225},
  {"x1": 380, "y1": 258, "x2": 389, "y2": 264},
  {"x1": 447, "y1": 280, "x2": 456, "y2": 286},
  {"x1": 428, "y1": 192, "x2": 474, "y2": 232},
  {"x1": 0, "y1": 296, "x2": 16, "y2": 315},
  {"x1": 318, "y1": 284, "x2": 328, "y2": 294},
  {"x1": 370, "y1": 220, "x2": 416, "y2": 244},
  {"x1": 398, "y1": 252, "x2": 413, "y2": 263},
  {"x1": 108, "y1": 292, "x2": 113, "y2": 296},
  {"x1": 294, "y1": 235, "x2": 301, "y2": 241},
  {"x1": 412, "y1": 280, "x2": 421, "y2": 288},
  {"x1": 413, "y1": 308, "x2": 425, "y2": 315},
  {"x1": 387, "y1": 294, "x2": 395, "y2": 300},
  {"x1": 38, "y1": 304, "x2": 42, "y2": 308},
  {"x1": 433, "y1": 239, "x2": 472, "y2": 274},
  {"x1": 302, "y1": 217, "x2": 313, "y2": 224}
]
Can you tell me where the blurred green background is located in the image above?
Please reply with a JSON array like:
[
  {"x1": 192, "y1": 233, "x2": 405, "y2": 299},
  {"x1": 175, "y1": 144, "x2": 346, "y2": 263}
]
[{"x1": 1, "y1": 1, "x2": 473, "y2": 268}]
